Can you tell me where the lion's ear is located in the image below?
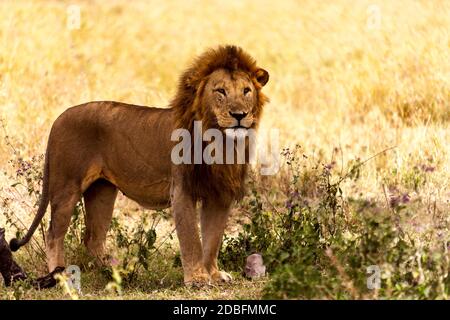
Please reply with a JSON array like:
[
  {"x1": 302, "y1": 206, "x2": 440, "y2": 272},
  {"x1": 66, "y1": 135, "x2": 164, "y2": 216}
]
[
  {"x1": 184, "y1": 76, "x2": 196, "y2": 90},
  {"x1": 183, "y1": 71, "x2": 200, "y2": 90},
  {"x1": 254, "y1": 68, "x2": 269, "y2": 87}
]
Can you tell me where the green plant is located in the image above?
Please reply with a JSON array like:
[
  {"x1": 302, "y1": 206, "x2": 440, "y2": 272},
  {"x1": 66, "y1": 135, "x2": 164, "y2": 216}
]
[
  {"x1": 221, "y1": 145, "x2": 450, "y2": 299},
  {"x1": 109, "y1": 209, "x2": 173, "y2": 284}
]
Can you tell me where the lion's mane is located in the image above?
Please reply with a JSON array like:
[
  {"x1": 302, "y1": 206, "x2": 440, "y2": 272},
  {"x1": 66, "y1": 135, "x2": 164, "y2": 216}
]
[{"x1": 170, "y1": 45, "x2": 269, "y2": 205}]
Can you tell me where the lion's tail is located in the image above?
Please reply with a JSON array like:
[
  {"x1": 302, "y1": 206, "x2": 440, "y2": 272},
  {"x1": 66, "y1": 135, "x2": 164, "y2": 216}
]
[{"x1": 9, "y1": 148, "x2": 50, "y2": 252}]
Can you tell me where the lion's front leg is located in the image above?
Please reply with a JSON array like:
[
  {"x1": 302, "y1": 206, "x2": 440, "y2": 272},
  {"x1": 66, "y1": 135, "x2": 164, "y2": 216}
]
[
  {"x1": 200, "y1": 200, "x2": 233, "y2": 283},
  {"x1": 172, "y1": 182, "x2": 209, "y2": 286}
]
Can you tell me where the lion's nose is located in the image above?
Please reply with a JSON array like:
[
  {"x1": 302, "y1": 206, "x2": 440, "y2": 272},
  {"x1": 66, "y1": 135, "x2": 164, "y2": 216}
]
[{"x1": 229, "y1": 112, "x2": 247, "y2": 121}]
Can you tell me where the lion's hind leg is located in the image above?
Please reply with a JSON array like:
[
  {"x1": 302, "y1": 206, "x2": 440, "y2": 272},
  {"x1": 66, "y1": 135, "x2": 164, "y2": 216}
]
[
  {"x1": 83, "y1": 179, "x2": 118, "y2": 265},
  {"x1": 46, "y1": 183, "x2": 81, "y2": 273}
]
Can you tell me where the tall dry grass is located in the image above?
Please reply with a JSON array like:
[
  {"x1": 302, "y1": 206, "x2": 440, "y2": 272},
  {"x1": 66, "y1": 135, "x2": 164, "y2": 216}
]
[{"x1": 0, "y1": 0, "x2": 449, "y2": 273}]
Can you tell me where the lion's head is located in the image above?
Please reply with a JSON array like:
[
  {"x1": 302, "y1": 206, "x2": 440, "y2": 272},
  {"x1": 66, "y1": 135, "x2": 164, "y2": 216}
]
[
  {"x1": 172, "y1": 45, "x2": 269, "y2": 134},
  {"x1": 171, "y1": 45, "x2": 270, "y2": 205},
  {"x1": 201, "y1": 68, "x2": 269, "y2": 138}
]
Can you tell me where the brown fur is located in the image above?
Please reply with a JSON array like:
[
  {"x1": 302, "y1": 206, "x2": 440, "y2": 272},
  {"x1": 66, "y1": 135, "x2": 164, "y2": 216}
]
[{"x1": 10, "y1": 45, "x2": 269, "y2": 286}]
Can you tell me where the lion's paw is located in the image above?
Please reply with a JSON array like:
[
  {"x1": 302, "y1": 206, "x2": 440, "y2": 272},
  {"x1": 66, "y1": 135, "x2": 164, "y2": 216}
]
[
  {"x1": 184, "y1": 272, "x2": 211, "y2": 288},
  {"x1": 211, "y1": 270, "x2": 233, "y2": 283}
]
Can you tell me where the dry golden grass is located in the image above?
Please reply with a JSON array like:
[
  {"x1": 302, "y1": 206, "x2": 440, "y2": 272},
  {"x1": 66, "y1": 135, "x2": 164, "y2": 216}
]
[{"x1": 0, "y1": 0, "x2": 449, "y2": 299}]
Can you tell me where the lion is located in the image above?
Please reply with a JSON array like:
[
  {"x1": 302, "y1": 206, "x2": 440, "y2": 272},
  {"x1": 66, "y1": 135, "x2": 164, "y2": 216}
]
[{"x1": 9, "y1": 45, "x2": 269, "y2": 286}]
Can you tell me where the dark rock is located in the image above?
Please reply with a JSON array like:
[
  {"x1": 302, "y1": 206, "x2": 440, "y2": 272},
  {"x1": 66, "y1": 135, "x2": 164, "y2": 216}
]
[{"x1": 0, "y1": 228, "x2": 27, "y2": 286}]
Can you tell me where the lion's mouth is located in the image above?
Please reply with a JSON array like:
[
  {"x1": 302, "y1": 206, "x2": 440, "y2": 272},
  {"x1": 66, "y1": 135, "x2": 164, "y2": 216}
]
[{"x1": 224, "y1": 126, "x2": 249, "y2": 139}]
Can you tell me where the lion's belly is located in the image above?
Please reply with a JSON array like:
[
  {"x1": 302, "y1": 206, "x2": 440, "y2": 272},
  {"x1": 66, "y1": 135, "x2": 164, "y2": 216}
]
[
  {"x1": 101, "y1": 157, "x2": 173, "y2": 209},
  {"x1": 114, "y1": 177, "x2": 172, "y2": 210}
]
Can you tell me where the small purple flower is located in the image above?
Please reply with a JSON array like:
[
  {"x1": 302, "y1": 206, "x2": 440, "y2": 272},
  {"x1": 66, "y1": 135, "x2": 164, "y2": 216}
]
[
  {"x1": 109, "y1": 257, "x2": 120, "y2": 267},
  {"x1": 291, "y1": 191, "x2": 299, "y2": 199},
  {"x1": 324, "y1": 161, "x2": 336, "y2": 171},
  {"x1": 389, "y1": 195, "x2": 400, "y2": 208},
  {"x1": 286, "y1": 200, "x2": 293, "y2": 209},
  {"x1": 401, "y1": 193, "x2": 410, "y2": 204}
]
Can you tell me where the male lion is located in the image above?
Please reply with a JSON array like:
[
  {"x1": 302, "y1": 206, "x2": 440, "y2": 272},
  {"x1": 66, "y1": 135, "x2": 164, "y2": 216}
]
[{"x1": 10, "y1": 45, "x2": 269, "y2": 286}]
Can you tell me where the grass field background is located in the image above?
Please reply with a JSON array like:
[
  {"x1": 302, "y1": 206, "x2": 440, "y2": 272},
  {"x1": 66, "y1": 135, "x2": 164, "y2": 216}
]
[{"x1": 0, "y1": 0, "x2": 449, "y2": 299}]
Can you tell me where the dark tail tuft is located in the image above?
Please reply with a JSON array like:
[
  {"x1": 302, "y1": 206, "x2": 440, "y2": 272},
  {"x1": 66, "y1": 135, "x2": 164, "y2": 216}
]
[{"x1": 9, "y1": 238, "x2": 21, "y2": 252}]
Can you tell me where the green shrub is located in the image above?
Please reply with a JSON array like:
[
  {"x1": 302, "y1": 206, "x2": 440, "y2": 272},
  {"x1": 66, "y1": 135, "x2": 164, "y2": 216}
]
[{"x1": 220, "y1": 146, "x2": 450, "y2": 299}]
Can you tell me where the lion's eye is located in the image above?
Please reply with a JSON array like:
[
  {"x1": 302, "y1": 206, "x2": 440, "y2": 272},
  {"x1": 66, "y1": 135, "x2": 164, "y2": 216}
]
[
  {"x1": 243, "y1": 87, "x2": 251, "y2": 95},
  {"x1": 215, "y1": 88, "x2": 226, "y2": 96}
]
